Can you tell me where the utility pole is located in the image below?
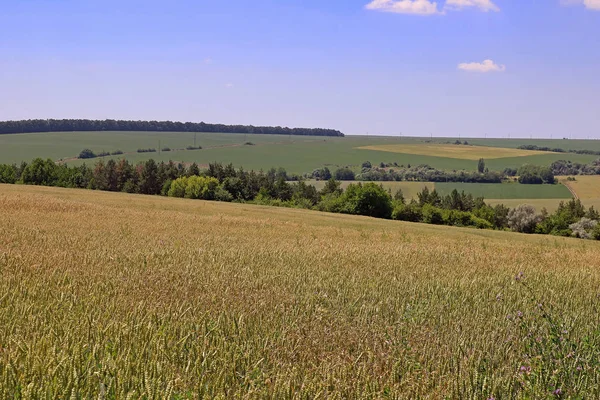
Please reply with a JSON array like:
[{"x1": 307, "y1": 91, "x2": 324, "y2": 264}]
[{"x1": 159, "y1": 140, "x2": 161, "y2": 154}]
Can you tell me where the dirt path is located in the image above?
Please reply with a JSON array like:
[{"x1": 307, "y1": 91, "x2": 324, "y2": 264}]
[{"x1": 560, "y1": 180, "x2": 579, "y2": 200}]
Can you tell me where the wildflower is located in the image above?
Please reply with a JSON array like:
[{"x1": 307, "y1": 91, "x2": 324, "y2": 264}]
[
  {"x1": 577, "y1": 366, "x2": 583, "y2": 371},
  {"x1": 519, "y1": 366, "x2": 532, "y2": 374},
  {"x1": 515, "y1": 272, "x2": 524, "y2": 282},
  {"x1": 516, "y1": 311, "x2": 523, "y2": 318},
  {"x1": 553, "y1": 388, "x2": 562, "y2": 396}
]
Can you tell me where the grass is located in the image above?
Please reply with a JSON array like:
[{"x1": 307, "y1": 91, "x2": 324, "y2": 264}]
[
  {"x1": 358, "y1": 144, "x2": 548, "y2": 160},
  {"x1": 1, "y1": 132, "x2": 598, "y2": 174},
  {"x1": 1, "y1": 184, "x2": 600, "y2": 398},
  {"x1": 434, "y1": 182, "x2": 572, "y2": 199}
]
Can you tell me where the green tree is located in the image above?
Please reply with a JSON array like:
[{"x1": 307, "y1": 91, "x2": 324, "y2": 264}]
[
  {"x1": 477, "y1": 158, "x2": 485, "y2": 174},
  {"x1": 139, "y1": 160, "x2": 160, "y2": 195},
  {"x1": 0, "y1": 164, "x2": 17, "y2": 184},
  {"x1": 21, "y1": 158, "x2": 58, "y2": 186}
]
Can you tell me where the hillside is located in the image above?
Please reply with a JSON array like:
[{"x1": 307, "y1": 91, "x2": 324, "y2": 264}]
[{"x1": 1, "y1": 185, "x2": 600, "y2": 398}]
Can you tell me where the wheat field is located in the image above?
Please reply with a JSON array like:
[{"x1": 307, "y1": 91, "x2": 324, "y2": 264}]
[
  {"x1": 1, "y1": 184, "x2": 600, "y2": 398},
  {"x1": 357, "y1": 144, "x2": 549, "y2": 160}
]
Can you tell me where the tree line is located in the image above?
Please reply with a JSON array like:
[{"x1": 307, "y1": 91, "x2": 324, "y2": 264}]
[
  {"x1": 1, "y1": 157, "x2": 599, "y2": 241},
  {"x1": 519, "y1": 144, "x2": 600, "y2": 157},
  {"x1": 0, "y1": 119, "x2": 344, "y2": 137},
  {"x1": 309, "y1": 159, "x2": 557, "y2": 185}
]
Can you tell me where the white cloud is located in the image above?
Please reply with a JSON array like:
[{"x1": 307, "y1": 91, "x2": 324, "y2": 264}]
[
  {"x1": 586, "y1": 0, "x2": 600, "y2": 9},
  {"x1": 203, "y1": 58, "x2": 213, "y2": 65},
  {"x1": 225, "y1": 83, "x2": 234, "y2": 88},
  {"x1": 445, "y1": 0, "x2": 500, "y2": 12},
  {"x1": 458, "y1": 59, "x2": 506, "y2": 73},
  {"x1": 365, "y1": 0, "x2": 441, "y2": 15},
  {"x1": 561, "y1": 0, "x2": 600, "y2": 10}
]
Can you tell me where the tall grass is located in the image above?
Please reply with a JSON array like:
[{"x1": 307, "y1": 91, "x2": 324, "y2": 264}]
[{"x1": 1, "y1": 184, "x2": 599, "y2": 398}]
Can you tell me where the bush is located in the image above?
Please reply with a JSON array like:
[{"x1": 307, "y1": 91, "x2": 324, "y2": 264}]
[
  {"x1": 186, "y1": 146, "x2": 202, "y2": 150},
  {"x1": 592, "y1": 224, "x2": 600, "y2": 240},
  {"x1": 339, "y1": 183, "x2": 393, "y2": 219},
  {"x1": 167, "y1": 177, "x2": 189, "y2": 198},
  {"x1": 215, "y1": 186, "x2": 234, "y2": 202},
  {"x1": 422, "y1": 204, "x2": 444, "y2": 225},
  {"x1": 334, "y1": 168, "x2": 355, "y2": 181},
  {"x1": 111, "y1": 150, "x2": 124, "y2": 155},
  {"x1": 569, "y1": 218, "x2": 598, "y2": 239},
  {"x1": 137, "y1": 148, "x2": 156, "y2": 153},
  {"x1": 184, "y1": 176, "x2": 220, "y2": 200},
  {"x1": 78, "y1": 149, "x2": 96, "y2": 159},
  {"x1": 391, "y1": 203, "x2": 422, "y2": 223},
  {"x1": 161, "y1": 147, "x2": 171, "y2": 152},
  {"x1": 508, "y1": 204, "x2": 543, "y2": 233}
]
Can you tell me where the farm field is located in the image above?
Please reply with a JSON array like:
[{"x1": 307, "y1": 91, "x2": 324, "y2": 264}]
[
  {"x1": 1, "y1": 184, "x2": 600, "y2": 398},
  {"x1": 358, "y1": 143, "x2": 549, "y2": 160},
  {"x1": 436, "y1": 138, "x2": 600, "y2": 152},
  {"x1": 559, "y1": 175, "x2": 600, "y2": 211},
  {"x1": 1, "y1": 131, "x2": 598, "y2": 174},
  {"x1": 308, "y1": 180, "x2": 572, "y2": 202}
]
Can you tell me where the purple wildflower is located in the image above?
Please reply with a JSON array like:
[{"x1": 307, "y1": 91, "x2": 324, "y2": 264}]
[
  {"x1": 515, "y1": 272, "x2": 524, "y2": 281},
  {"x1": 553, "y1": 388, "x2": 562, "y2": 396}
]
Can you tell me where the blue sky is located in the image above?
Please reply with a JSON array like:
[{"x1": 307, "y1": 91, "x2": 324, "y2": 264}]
[{"x1": 0, "y1": 0, "x2": 598, "y2": 138}]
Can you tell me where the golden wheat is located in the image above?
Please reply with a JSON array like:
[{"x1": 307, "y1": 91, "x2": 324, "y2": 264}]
[{"x1": 1, "y1": 184, "x2": 599, "y2": 398}]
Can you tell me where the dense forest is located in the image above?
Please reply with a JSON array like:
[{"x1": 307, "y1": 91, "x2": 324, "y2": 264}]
[{"x1": 0, "y1": 119, "x2": 344, "y2": 137}]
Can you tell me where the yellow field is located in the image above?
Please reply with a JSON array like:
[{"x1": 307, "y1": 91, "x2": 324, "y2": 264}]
[
  {"x1": 1, "y1": 184, "x2": 600, "y2": 398},
  {"x1": 559, "y1": 175, "x2": 600, "y2": 199},
  {"x1": 358, "y1": 144, "x2": 549, "y2": 160}
]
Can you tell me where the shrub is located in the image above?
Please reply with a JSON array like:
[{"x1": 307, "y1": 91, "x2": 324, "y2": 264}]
[
  {"x1": 215, "y1": 186, "x2": 234, "y2": 202},
  {"x1": 421, "y1": 204, "x2": 444, "y2": 225},
  {"x1": 186, "y1": 146, "x2": 202, "y2": 150},
  {"x1": 137, "y1": 148, "x2": 157, "y2": 153},
  {"x1": 111, "y1": 150, "x2": 124, "y2": 155},
  {"x1": 167, "y1": 176, "x2": 189, "y2": 198},
  {"x1": 592, "y1": 224, "x2": 600, "y2": 240},
  {"x1": 161, "y1": 147, "x2": 171, "y2": 152},
  {"x1": 184, "y1": 176, "x2": 220, "y2": 200},
  {"x1": 334, "y1": 168, "x2": 355, "y2": 181},
  {"x1": 391, "y1": 203, "x2": 422, "y2": 223},
  {"x1": 569, "y1": 218, "x2": 598, "y2": 239},
  {"x1": 508, "y1": 204, "x2": 543, "y2": 233},
  {"x1": 339, "y1": 183, "x2": 393, "y2": 219},
  {"x1": 78, "y1": 149, "x2": 96, "y2": 159}
]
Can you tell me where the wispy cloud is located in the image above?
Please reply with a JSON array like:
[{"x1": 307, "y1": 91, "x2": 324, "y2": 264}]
[
  {"x1": 203, "y1": 58, "x2": 214, "y2": 65},
  {"x1": 225, "y1": 83, "x2": 234, "y2": 88},
  {"x1": 445, "y1": 0, "x2": 500, "y2": 12},
  {"x1": 458, "y1": 59, "x2": 506, "y2": 73},
  {"x1": 561, "y1": 0, "x2": 600, "y2": 10},
  {"x1": 365, "y1": 0, "x2": 442, "y2": 15}
]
